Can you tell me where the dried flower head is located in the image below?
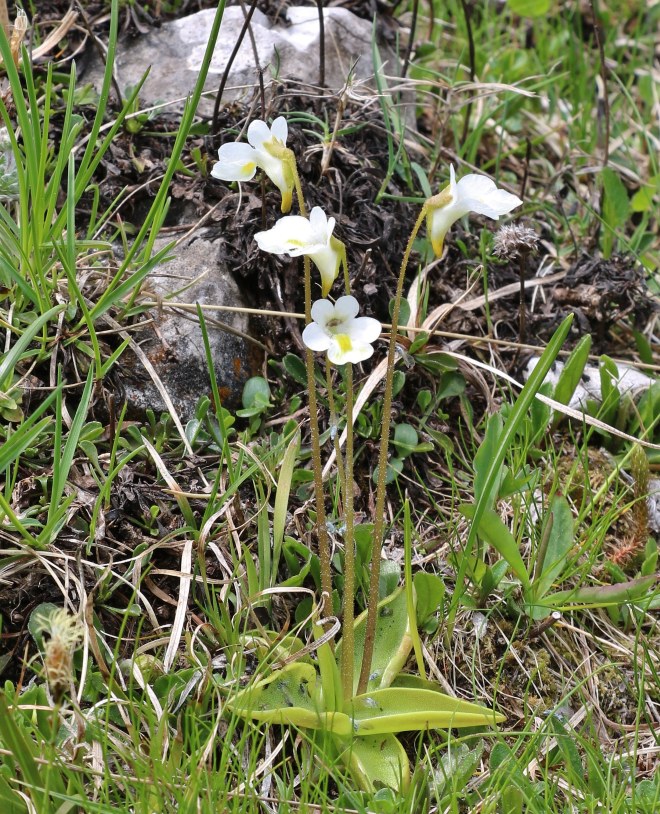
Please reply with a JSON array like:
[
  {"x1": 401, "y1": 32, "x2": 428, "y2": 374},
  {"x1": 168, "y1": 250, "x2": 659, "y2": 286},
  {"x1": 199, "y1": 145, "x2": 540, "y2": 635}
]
[
  {"x1": 492, "y1": 224, "x2": 539, "y2": 260},
  {"x1": 32, "y1": 607, "x2": 84, "y2": 702}
]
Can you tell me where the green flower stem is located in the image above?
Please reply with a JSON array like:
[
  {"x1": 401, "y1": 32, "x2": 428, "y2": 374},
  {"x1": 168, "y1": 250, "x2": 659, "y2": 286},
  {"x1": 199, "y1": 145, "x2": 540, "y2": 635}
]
[
  {"x1": 292, "y1": 163, "x2": 333, "y2": 608},
  {"x1": 356, "y1": 204, "x2": 428, "y2": 695},
  {"x1": 340, "y1": 362, "x2": 356, "y2": 702}
]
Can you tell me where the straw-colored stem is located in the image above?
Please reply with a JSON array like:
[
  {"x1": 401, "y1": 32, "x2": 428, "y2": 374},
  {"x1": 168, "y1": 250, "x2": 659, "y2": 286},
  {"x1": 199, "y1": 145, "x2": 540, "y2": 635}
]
[
  {"x1": 356, "y1": 205, "x2": 428, "y2": 695},
  {"x1": 340, "y1": 363, "x2": 356, "y2": 701}
]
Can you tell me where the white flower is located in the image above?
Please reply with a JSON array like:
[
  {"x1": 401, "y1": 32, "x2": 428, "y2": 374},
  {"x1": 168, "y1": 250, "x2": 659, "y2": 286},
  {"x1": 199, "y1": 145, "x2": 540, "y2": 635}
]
[
  {"x1": 427, "y1": 165, "x2": 523, "y2": 256},
  {"x1": 211, "y1": 116, "x2": 295, "y2": 213},
  {"x1": 302, "y1": 296, "x2": 382, "y2": 365},
  {"x1": 255, "y1": 206, "x2": 345, "y2": 297}
]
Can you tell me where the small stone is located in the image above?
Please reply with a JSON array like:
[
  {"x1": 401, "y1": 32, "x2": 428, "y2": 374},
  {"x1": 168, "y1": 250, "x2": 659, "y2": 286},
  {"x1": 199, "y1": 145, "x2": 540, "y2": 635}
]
[{"x1": 119, "y1": 236, "x2": 262, "y2": 420}]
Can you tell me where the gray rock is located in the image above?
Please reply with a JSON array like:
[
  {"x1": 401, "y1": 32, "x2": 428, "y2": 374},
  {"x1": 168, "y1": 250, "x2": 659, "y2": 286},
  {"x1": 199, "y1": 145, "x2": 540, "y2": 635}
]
[
  {"x1": 82, "y1": 7, "x2": 398, "y2": 116},
  {"x1": 120, "y1": 236, "x2": 261, "y2": 420}
]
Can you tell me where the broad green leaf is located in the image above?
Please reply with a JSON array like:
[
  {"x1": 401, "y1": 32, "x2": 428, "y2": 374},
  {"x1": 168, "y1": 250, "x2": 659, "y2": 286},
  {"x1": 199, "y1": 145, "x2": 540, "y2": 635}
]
[
  {"x1": 432, "y1": 741, "x2": 484, "y2": 805},
  {"x1": 351, "y1": 687, "x2": 504, "y2": 734},
  {"x1": 459, "y1": 505, "x2": 531, "y2": 590},
  {"x1": 272, "y1": 429, "x2": 300, "y2": 579},
  {"x1": 391, "y1": 674, "x2": 446, "y2": 692},
  {"x1": 372, "y1": 456, "x2": 404, "y2": 485},
  {"x1": 409, "y1": 331, "x2": 430, "y2": 355},
  {"x1": 601, "y1": 168, "x2": 630, "y2": 258},
  {"x1": 539, "y1": 574, "x2": 656, "y2": 609},
  {"x1": 601, "y1": 167, "x2": 630, "y2": 225},
  {"x1": 379, "y1": 560, "x2": 401, "y2": 600},
  {"x1": 227, "y1": 663, "x2": 352, "y2": 736},
  {"x1": 337, "y1": 588, "x2": 411, "y2": 695},
  {"x1": 473, "y1": 413, "x2": 504, "y2": 510},
  {"x1": 552, "y1": 334, "x2": 592, "y2": 409},
  {"x1": 339, "y1": 733, "x2": 410, "y2": 793},
  {"x1": 282, "y1": 353, "x2": 307, "y2": 386},
  {"x1": 509, "y1": 0, "x2": 551, "y2": 17},
  {"x1": 548, "y1": 714, "x2": 584, "y2": 784},
  {"x1": 413, "y1": 572, "x2": 445, "y2": 626},
  {"x1": 392, "y1": 423, "x2": 418, "y2": 456},
  {"x1": 480, "y1": 559, "x2": 510, "y2": 598},
  {"x1": 241, "y1": 376, "x2": 271, "y2": 410},
  {"x1": 532, "y1": 496, "x2": 574, "y2": 600},
  {"x1": 631, "y1": 174, "x2": 659, "y2": 213}
]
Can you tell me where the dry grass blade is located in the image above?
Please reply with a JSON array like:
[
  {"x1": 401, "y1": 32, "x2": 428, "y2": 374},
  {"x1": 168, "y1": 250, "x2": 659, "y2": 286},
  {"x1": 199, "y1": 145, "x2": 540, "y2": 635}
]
[
  {"x1": 162, "y1": 538, "x2": 193, "y2": 674},
  {"x1": 139, "y1": 436, "x2": 196, "y2": 673},
  {"x1": 32, "y1": 10, "x2": 78, "y2": 60}
]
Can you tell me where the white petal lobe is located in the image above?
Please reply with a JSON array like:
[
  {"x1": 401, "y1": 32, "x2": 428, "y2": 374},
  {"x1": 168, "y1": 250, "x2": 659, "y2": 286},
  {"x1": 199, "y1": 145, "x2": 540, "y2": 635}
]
[
  {"x1": 247, "y1": 119, "x2": 271, "y2": 148},
  {"x1": 303, "y1": 323, "x2": 332, "y2": 351},
  {"x1": 270, "y1": 116, "x2": 288, "y2": 144},
  {"x1": 333, "y1": 295, "x2": 360, "y2": 321},
  {"x1": 212, "y1": 143, "x2": 258, "y2": 181}
]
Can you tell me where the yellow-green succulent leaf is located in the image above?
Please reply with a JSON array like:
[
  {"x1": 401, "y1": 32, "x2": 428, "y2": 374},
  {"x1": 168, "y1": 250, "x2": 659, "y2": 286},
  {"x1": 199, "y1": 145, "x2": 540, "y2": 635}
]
[
  {"x1": 338, "y1": 733, "x2": 410, "y2": 793},
  {"x1": 313, "y1": 617, "x2": 342, "y2": 712},
  {"x1": 336, "y1": 587, "x2": 412, "y2": 695},
  {"x1": 227, "y1": 662, "x2": 352, "y2": 736},
  {"x1": 537, "y1": 574, "x2": 657, "y2": 609},
  {"x1": 350, "y1": 687, "x2": 504, "y2": 735}
]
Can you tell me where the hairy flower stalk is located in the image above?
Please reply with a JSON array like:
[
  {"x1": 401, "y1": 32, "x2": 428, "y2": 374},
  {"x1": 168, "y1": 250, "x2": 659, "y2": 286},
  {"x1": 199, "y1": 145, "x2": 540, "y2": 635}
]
[
  {"x1": 302, "y1": 295, "x2": 381, "y2": 699},
  {"x1": 341, "y1": 361, "x2": 356, "y2": 701},
  {"x1": 357, "y1": 205, "x2": 428, "y2": 695},
  {"x1": 359, "y1": 167, "x2": 523, "y2": 692},
  {"x1": 290, "y1": 168, "x2": 334, "y2": 608}
]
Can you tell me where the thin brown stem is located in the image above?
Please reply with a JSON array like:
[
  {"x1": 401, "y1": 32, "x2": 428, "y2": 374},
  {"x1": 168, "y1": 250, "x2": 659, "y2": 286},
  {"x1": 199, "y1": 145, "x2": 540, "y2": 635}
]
[
  {"x1": 401, "y1": 0, "x2": 418, "y2": 80},
  {"x1": 590, "y1": 0, "x2": 610, "y2": 168},
  {"x1": 212, "y1": 0, "x2": 260, "y2": 136},
  {"x1": 356, "y1": 205, "x2": 427, "y2": 695},
  {"x1": 316, "y1": 0, "x2": 325, "y2": 88}
]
